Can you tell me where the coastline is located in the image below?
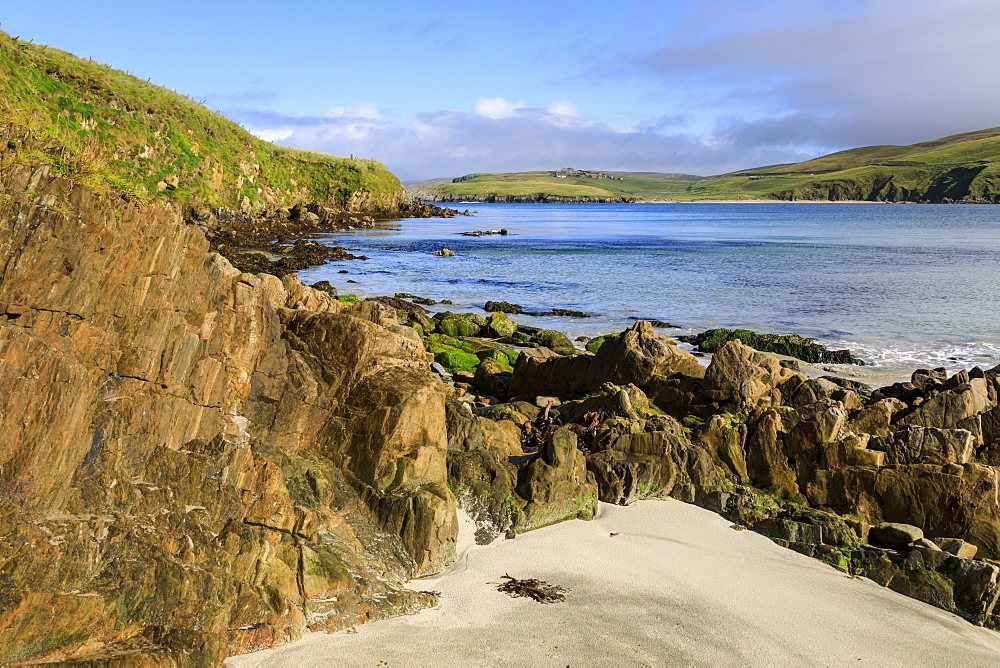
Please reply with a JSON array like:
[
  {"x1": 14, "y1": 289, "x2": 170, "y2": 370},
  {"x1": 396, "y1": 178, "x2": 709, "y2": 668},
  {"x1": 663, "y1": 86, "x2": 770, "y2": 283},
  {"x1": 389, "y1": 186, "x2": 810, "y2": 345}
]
[
  {"x1": 303, "y1": 201, "x2": 1000, "y2": 383},
  {"x1": 227, "y1": 500, "x2": 1000, "y2": 666}
]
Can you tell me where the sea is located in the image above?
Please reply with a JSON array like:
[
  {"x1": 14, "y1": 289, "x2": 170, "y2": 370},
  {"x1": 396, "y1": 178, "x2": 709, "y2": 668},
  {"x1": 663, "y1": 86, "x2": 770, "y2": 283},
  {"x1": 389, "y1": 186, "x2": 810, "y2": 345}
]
[{"x1": 298, "y1": 202, "x2": 1000, "y2": 384}]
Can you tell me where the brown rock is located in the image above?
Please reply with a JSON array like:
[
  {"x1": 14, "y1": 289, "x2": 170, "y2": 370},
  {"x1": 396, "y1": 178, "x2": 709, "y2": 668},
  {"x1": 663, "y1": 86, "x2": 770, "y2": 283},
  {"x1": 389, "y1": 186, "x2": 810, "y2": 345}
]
[
  {"x1": 848, "y1": 397, "x2": 906, "y2": 438},
  {"x1": 698, "y1": 340, "x2": 804, "y2": 410},
  {"x1": 934, "y1": 537, "x2": 979, "y2": 559},
  {"x1": 510, "y1": 320, "x2": 704, "y2": 398},
  {"x1": 870, "y1": 522, "x2": 924, "y2": 550},
  {"x1": 516, "y1": 429, "x2": 598, "y2": 530},
  {"x1": 899, "y1": 378, "x2": 991, "y2": 432},
  {"x1": 0, "y1": 167, "x2": 454, "y2": 663},
  {"x1": 878, "y1": 427, "x2": 975, "y2": 466}
]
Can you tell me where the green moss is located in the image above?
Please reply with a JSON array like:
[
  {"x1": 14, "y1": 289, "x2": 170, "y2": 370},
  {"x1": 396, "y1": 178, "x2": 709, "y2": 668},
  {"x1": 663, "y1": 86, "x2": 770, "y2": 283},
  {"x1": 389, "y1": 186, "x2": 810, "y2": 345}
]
[
  {"x1": 436, "y1": 318, "x2": 480, "y2": 338},
  {"x1": 585, "y1": 333, "x2": 618, "y2": 354},
  {"x1": 686, "y1": 328, "x2": 863, "y2": 365},
  {"x1": 429, "y1": 345, "x2": 480, "y2": 373},
  {"x1": 335, "y1": 294, "x2": 360, "y2": 305},
  {"x1": 535, "y1": 329, "x2": 574, "y2": 351}
]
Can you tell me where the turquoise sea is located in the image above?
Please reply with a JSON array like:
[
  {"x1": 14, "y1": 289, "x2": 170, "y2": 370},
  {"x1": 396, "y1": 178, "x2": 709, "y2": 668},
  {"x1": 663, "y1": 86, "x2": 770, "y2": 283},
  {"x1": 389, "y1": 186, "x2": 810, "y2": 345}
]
[{"x1": 300, "y1": 203, "x2": 1000, "y2": 381}]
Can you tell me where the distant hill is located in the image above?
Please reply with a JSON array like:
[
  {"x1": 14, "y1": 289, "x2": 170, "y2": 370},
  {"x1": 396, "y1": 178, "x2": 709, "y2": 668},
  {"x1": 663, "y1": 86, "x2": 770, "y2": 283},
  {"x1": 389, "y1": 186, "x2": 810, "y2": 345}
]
[
  {"x1": 410, "y1": 129, "x2": 1000, "y2": 204},
  {"x1": 407, "y1": 168, "x2": 704, "y2": 203},
  {"x1": 683, "y1": 127, "x2": 1000, "y2": 202},
  {"x1": 0, "y1": 30, "x2": 404, "y2": 212}
]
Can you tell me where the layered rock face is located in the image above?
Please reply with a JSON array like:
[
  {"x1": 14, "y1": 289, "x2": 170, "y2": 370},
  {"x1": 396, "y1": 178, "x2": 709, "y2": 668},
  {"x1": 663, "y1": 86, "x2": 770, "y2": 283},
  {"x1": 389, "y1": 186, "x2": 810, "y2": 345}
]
[{"x1": 0, "y1": 165, "x2": 456, "y2": 664}]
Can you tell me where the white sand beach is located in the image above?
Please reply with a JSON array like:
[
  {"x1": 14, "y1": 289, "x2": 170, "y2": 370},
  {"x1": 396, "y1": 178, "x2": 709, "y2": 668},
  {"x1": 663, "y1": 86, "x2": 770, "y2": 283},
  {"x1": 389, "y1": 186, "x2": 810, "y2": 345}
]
[{"x1": 227, "y1": 499, "x2": 1000, "y2": 667}]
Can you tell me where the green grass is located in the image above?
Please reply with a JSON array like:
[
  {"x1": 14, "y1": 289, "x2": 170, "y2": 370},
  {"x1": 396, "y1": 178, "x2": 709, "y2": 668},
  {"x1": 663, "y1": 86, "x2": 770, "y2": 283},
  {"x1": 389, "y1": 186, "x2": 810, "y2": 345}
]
[
  {"x1": 682, "y1": 127, "x2": 1000, "y2": 203},
  {"x1": 410, "y1": 127, "x2": 1000, "y2": 204},
  {"x1": 409, "y1": 169, "x2": 703, "y2": 202},
  {"x1": 0, "y1": 30, "x2": 404, "y2": 210}
]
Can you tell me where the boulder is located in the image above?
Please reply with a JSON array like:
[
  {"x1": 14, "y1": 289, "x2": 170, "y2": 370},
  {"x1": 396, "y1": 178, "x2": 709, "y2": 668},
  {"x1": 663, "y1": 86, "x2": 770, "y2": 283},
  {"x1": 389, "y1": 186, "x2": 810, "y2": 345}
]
[
  {"x1": 870, "y1": 522, "x2": 924, "y2": 550},
  {"x1": 559, "y1": 384, "x2": 639, "y2": 424},
  {"x1": 698, "y1": 340, "x2": 804, "y2": 410},
  {"x1": 473, "y1": 359, "x2": 512, "y2": 400},
  {"x1": 484, "y1": 311, "x2": 517, "y2": 338},
  {"x1": 934, "y1": 537, "x2": 979, "y2": 559},
  {"x1": 694, "y1": 413, "x2": 749, "y2": 482},
  {"x1": 899, "y1": 378, "x2": 991, "y2": 432},
  {"x1": 445, "y1": 399, "x2": 521, "y2": 456},
  {"x1": 448, "y1": 449, "x2": 523, "y2": 544},
  {"x1": 516, "y1": 429, "x2": 598, "y2": 531},
  {"x1": 510, "y1": 320, "x2": 704, "y2": 398},
  {"x1": 743, "y1": 407, "x2": 800, "y2": 496},
  {"x1": 848, "y1": 397, "x2": 906, "y2": 438},
  {"x1": 786, "y1": 377, "x2": 842, "y2": 407},
  {"x1": 877, "y1": 427, "x2": 975, "y2": 466}
]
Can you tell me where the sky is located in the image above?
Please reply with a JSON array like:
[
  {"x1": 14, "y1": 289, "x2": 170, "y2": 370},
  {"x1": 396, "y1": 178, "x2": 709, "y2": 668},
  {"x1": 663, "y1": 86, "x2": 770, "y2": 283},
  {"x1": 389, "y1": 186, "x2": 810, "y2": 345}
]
[{"x1": 4, "y1": 0, "x2": 1000, "y2": 182}]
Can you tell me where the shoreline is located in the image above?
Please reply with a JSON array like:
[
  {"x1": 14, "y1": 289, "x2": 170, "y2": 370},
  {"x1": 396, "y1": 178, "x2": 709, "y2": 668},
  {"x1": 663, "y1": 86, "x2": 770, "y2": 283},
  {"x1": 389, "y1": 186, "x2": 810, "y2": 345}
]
[
  {"x1": 227, "y1": 500, "x2": 1000, "y2": 666},
  {"x1": 300, "y1": 201, "x2": 1000, "y2": 385}
]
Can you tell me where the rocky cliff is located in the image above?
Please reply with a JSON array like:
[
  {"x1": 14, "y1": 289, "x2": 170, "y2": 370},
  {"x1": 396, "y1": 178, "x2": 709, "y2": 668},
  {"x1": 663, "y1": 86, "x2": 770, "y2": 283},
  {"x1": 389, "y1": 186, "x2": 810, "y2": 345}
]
[{"x1": 0, "y1": 164, "x2": 457, "y2": 664}]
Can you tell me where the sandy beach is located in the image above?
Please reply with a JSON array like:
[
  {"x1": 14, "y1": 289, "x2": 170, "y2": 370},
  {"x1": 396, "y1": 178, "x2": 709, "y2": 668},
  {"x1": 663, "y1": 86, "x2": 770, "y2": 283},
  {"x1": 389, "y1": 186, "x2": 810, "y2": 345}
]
[{"x1": 227, "y1": 499, "x2": 1000, "y2": 667}]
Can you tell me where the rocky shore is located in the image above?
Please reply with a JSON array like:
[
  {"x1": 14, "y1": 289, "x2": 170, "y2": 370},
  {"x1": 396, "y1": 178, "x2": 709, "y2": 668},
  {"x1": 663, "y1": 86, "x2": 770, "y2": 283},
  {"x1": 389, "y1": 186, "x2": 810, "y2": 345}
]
[
  {"x1": 2, "y1": 160, "x2": 1000, "y2": 665},
  {"x1": 382, "y1": 297, "x2": 1000, "y2": 630},
  {"x1": 194, "y1": 200, "x2": 467, "y2": 276}
]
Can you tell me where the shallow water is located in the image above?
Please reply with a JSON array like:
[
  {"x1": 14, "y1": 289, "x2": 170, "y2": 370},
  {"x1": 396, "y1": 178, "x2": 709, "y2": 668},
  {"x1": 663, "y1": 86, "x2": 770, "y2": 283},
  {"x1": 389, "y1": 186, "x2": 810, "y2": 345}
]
[{"x1": 299, "y1": 202, "x2": 1000, "y2": 380}]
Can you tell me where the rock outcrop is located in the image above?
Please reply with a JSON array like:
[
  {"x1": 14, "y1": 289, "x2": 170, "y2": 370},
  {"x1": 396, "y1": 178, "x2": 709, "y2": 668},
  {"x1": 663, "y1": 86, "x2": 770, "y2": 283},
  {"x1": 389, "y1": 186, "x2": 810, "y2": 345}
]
[
  {"x1": 444, "y1": 317, "x2": 1000, "y2": 630},
  {"x1": 0, "y1": 164, "x2": 457, "y2": 664}
]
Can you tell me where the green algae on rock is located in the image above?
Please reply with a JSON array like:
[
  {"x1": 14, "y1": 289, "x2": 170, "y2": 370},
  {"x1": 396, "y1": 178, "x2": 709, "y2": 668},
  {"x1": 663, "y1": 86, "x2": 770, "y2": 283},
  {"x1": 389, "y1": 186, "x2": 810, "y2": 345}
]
[{"x1": 682, "y1": 328, "x2": 864, "y2": 365}]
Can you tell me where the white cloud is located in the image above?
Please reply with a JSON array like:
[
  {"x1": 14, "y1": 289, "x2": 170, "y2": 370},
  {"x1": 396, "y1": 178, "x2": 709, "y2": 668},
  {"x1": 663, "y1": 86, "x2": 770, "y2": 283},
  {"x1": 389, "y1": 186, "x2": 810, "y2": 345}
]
[
  {"x1": 235, "y1": 97, "x2": 812, "y2": 181},
  {"x1": 471, "y1": 97, "x2": 527, "y2": 119},
  {"x1": 324, "y1": 102, "x2": 382, "y2": 120},
  {"x1": 546, "y1": 100, "x2": 579, "y2": 117},
  {"x1": 254, "y1": 128, "x2": 293, "y2": 142}
]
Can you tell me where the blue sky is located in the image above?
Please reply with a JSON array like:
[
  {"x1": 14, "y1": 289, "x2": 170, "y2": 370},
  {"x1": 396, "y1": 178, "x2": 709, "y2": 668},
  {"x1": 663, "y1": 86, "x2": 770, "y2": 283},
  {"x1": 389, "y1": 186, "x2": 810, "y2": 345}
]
[{"x1": 5, "y1": 0, "x2": 1000, "y2": 181}]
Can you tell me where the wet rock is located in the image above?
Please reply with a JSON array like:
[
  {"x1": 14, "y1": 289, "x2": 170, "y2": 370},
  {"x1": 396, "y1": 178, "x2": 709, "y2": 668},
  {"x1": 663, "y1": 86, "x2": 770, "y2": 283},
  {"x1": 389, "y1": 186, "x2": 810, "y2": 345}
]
[
  {"x1": 432, "y1": 312, "x2": 484, "y2": 338},
  {"x1": 681, "y1": 328, "x2": 864, "y2": 365},
  {"x1": 484, "y1": 311, "x2": 517, "y2": 338},
  {"x1": 431, "y1": 248, "x2": 455, "y2": 257},
  {"x1": 484, "y1": 301, "x2": 522, "y2": 314}
]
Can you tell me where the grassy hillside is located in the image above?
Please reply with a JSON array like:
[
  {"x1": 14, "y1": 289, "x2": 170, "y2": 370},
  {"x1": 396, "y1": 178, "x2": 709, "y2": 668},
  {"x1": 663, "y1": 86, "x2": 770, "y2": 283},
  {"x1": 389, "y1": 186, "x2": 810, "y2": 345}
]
[
  {"x1": 408, "y1": 169, "x2": 703, "y2": 202},
  {"x1": 0, "y1": 31, "x2": 404, "y2": 211},
  {"x1": 411, "y1": 128, "x2": 1000, "y2": 204},
  {"x1": 684, "y1": 128, "x2": 1000, "y2": 202}
]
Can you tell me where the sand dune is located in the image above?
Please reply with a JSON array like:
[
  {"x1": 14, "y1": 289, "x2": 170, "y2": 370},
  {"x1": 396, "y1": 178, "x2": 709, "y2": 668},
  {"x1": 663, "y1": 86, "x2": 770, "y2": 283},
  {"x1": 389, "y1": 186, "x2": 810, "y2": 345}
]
[{"x1": 227, "y1": 499, "x2": 1000, "y2": 666}]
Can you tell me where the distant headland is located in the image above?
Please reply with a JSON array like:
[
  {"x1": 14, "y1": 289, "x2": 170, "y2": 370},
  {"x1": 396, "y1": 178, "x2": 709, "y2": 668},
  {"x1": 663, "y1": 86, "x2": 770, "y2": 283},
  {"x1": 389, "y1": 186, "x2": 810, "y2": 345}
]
[{"x1": 407, "y1": 128, "x2": 1000, "y2": 204}]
